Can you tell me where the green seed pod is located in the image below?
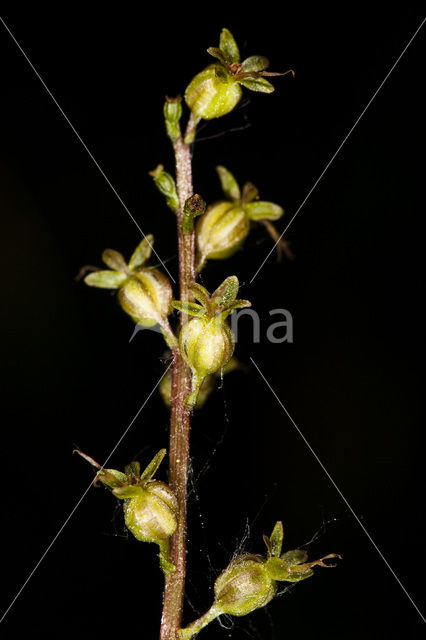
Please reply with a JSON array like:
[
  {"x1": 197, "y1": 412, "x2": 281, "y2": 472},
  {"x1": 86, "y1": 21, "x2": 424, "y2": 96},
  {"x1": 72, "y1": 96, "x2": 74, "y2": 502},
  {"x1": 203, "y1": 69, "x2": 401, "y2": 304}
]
[
  {"x1": 185, "y1": 64, "x2": 243, "y2": 120},
  {"x1": 195, "y1": 166, "x2": 285, "y2": 270},
  {"x1": 172, "y1": 277, "x2": 250, "y2": 406},
  {"x1": 184, "y1": 28, "x2": 292, "y2": 123},
  {"x1": 120, "y1": 480, "x2": 178, "y2": 545},
  {"x1": 214, "y1": 555, "x2": 276, "y2": 616},
  {"x1": 178, "y1": 522, "x2": 340, "y2": 639},
  {"x1": 179, "y1": 316, "x2": 234, "y2": 402},
  {"x1": 75, "y1": 449, "x2": 178, "y2": 575},
  {"x1": 196, "y1": 201, "x2": 250, "y2": 270},
  {"x1": 82, "y1": 235, "x2": 177, "y2": 347},
  {"x1": 118, "y1": 270, "x2": 172, "y2": 328}
]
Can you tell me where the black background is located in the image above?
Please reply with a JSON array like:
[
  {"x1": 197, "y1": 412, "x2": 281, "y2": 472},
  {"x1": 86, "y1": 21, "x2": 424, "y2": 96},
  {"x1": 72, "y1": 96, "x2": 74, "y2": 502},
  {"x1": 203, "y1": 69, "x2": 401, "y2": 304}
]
[{"x1": 1, "y1": 5, "x2": 425, "y2": 639}]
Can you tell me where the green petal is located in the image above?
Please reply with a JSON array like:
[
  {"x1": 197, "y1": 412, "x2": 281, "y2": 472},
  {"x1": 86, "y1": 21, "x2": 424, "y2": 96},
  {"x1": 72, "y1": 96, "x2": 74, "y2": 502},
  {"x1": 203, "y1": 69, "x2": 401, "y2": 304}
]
[
  {"x1": 219, "y1": 28, "x2": 240, "y2": 63},
  {"x1": 102, "y1": 249, "x2": 127, "y2": 271},
  {"x1": 84, "y1": 270, "x2": 128, "y2": 289},
  {"x1": 216, "y1": 166, "x2": 241, "y2": 202},
  {"x1": 128, "y1": 234, "x2": 154, "y2": 271},
  {"x1": 240, "y1": 55, "x2": 270, "y2": 72},
  {"x1": 238, "y1": 77, "x2": 274, "y2": 93},
  {"x1": 244, "y1": 201, "x2": 283, "y2": 221}
]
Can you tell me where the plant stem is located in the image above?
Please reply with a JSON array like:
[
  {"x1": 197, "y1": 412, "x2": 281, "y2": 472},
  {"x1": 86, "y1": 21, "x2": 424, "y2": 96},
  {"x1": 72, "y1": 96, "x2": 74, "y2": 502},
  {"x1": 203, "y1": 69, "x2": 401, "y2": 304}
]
[{"x1": 160, "y1": 113, "x2": 197, "y2": 640}]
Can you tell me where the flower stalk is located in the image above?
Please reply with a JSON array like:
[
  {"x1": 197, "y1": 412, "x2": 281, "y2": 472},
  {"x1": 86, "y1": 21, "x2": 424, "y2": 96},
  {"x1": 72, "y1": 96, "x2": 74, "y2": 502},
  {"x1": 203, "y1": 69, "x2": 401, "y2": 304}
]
[{"x1": 160, "y1": 109, "x2": 198, "y2": 640}]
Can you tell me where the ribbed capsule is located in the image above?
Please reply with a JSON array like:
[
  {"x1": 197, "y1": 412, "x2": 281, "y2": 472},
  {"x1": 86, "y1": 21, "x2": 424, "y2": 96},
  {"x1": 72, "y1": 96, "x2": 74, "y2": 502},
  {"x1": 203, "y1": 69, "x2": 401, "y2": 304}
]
[
  {"x1": 179, "y1": 317, "x2": 234, "y2": 391},
  {"x1": 118, "y1": 270, "x2": 172, "y2": 328},
  {"x1": 196, "y1": 201, "x2": 250, "y2": 270},
  {"x1": 185, "y1": 65, "x2": 243, "y2": 120},
  {"x1": 172, "y1": 276, "x2": 250, "y2": 406},
  {"x1": 214, "y1": 555, "x2": 276, "y2": 616},
  {"x1": 123, "y1": 480, "x2": 178, "y2": 544}
]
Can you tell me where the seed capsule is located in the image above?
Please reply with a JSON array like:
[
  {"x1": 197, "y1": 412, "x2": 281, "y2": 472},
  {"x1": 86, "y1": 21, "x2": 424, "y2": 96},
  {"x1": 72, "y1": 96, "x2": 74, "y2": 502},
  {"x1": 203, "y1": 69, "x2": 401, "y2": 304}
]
[
  {"x1": 83, "y1": 235, "x2": 176, "y2": 347},
  {"x1": 179, "y1": 316, "x2": 234, "y2": 404},
  {"x1": 214, "y1": 555, "x2": 276, "y2": 616},
  {"x1": 118, "y1": 270, "x2": 172, "y2": 328},
  {"x1": 185, "y1": 64, "x2": 243, "y2": 120},
  {"x1": 172, "y1": 277, "x2": 250, "y2": 406},
  {"x1": 196, "y1": 201, "x2": 250, "y2": 270},
  {"x1": 178, "y1": 522, "x2": 341, "y2": 639},
  {"x1": 77, "y1": 449, "x2": 179, "y2": 575},
  {"x1": 184, "y1": 28, "x2": 291, "y2": 122},
  {"x1": 195, "y1": 166, "x2": 284, "y2": 271}
]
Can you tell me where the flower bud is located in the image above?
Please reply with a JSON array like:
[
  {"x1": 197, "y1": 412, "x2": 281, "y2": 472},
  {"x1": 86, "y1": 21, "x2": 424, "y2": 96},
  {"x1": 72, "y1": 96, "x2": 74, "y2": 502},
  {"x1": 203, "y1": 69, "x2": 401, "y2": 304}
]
[
  {"x1": 172, "y1": 277, "x2": 250, "y2": 406},
  {"x1": 164, "y1": 96, "x2": 182, "y2": 142},
  {"x1": 214, "y1": 555, "x2": 275, "y2": 616},
  {"x1": 149, "y1": 164, "x2": 179, "y2": 212}
]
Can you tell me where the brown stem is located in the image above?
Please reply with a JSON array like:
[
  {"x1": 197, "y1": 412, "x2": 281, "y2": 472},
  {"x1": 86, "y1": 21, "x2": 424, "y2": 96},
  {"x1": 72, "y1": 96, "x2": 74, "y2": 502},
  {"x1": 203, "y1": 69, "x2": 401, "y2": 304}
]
[{"x1": 160, "y1": 113, "x2": 197, "y2": 640}]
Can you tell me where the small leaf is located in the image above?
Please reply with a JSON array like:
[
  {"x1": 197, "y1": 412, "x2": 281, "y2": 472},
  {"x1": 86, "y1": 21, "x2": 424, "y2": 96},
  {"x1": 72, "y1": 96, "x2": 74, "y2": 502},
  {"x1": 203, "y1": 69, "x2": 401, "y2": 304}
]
[
  {"x1": 84, "y1": 270, "x2": 128, "y2": 289},
  {"x1": 172, "y1": 301, "x2": 206, "y2": 317},
  {"x1": 212, "y1": 275, "x2": 239, "y2": 308},
  {"x1": 270, "y1": 521, "x2": 284, "y2": 557},
  {"x1": 128, "y1": 234, "x2": 154, "y2": 271},
  {"x1": 240, "y1": 55, "x2": 270, "y2": 73},
  {"x1": 216, "y1": 166, "x2": 241, "y2": 202},
  {"x1": 219, "y1": 28, "x2": 240, "y2": 63},
  {"x1": 238, "y1": 77, "x2": 274, "y2": 93},
  {"x1": 244, "y1": 201, "x2": 283, "y2": 221},
  {"x1": 102, "y1": 249, "x2": 127, "y2": 271},
  {"x1": 140, "y1": 449, "x2": 167, "y2": 484},
  {"x1": 207, "y1": 47, "x2": 227, "y2": 65}
]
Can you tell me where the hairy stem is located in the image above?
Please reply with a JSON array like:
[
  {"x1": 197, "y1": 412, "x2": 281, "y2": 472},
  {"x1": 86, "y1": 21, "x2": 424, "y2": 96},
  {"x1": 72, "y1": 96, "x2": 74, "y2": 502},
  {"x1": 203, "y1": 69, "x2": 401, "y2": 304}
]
[{"x1": 160, "y1": 113, "x2": 197, "y2": 640}]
